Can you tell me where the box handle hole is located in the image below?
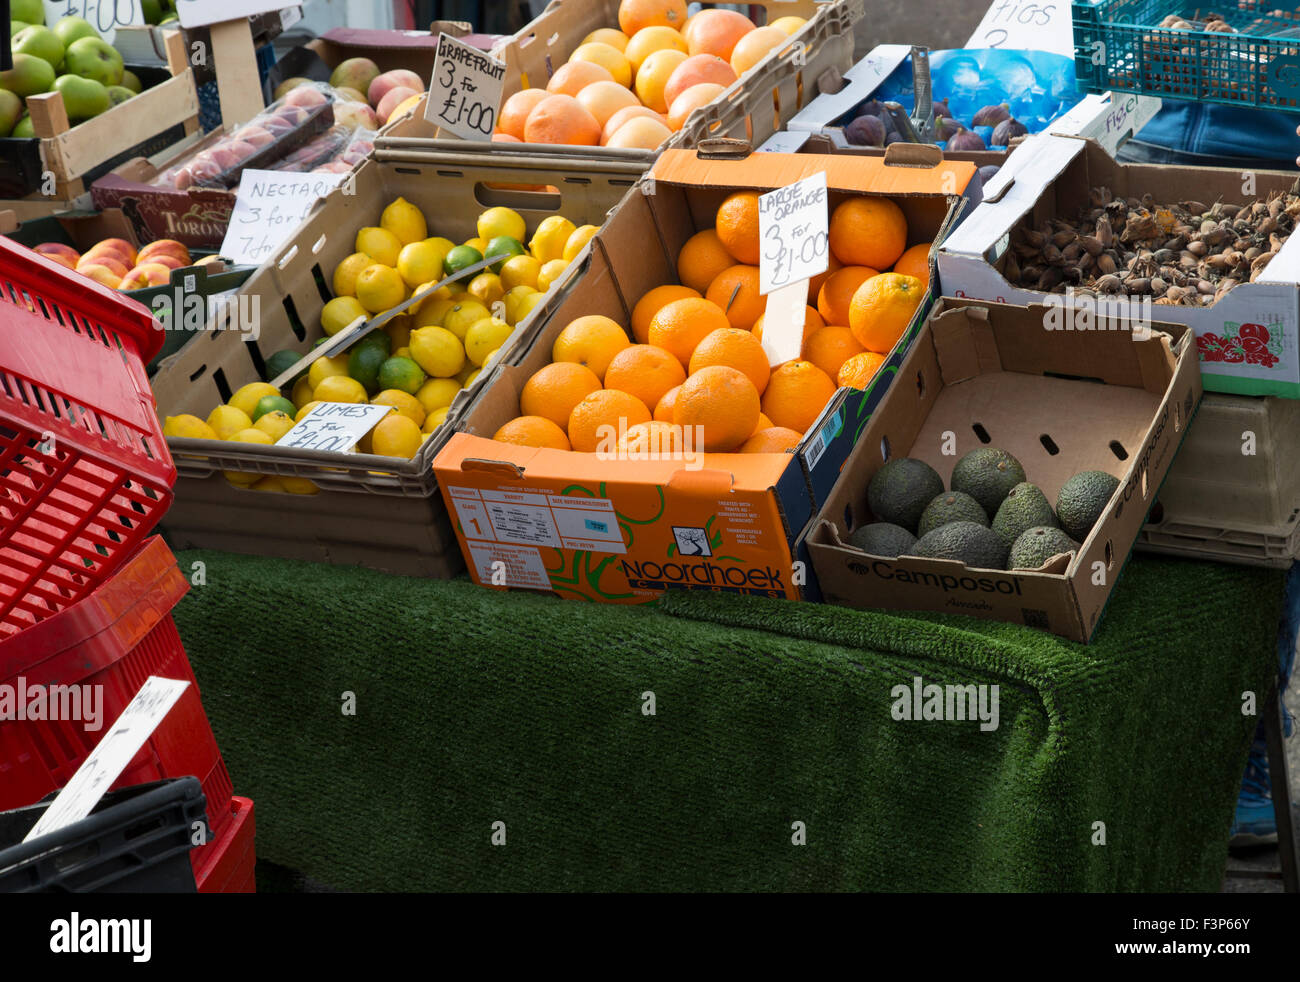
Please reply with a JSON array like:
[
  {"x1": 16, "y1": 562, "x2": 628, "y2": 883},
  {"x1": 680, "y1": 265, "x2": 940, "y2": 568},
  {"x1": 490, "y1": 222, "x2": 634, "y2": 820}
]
[
  {"x1": 972, "y1": 423, "x2": 990, "y2": 443},
  {"x1": 1108, "y1": 439, "x2": 1128, "y2": 460},
  {"x1": 1039, "y1": 433, "x2": 1060, "y2": 455}
]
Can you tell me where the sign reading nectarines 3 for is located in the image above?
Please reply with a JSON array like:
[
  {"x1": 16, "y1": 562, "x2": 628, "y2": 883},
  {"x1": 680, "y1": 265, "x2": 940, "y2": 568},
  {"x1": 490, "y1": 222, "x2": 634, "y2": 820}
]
[
  {"x1": 758, "y1": 172, "x2": 828, "y2": 295},
  {"x1": 219, "y1": 169, "x2": 344, "y2": 267},
  {"x1": 425, "y1": 32, "x2": 505, "y2": 142}
]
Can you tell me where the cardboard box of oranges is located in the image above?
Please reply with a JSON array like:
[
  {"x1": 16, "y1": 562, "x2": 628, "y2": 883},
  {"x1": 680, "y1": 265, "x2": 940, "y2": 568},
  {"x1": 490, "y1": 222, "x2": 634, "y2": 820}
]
[
  {"x1": 387, "y1": 0, "x2": 861, "y2": 157},
  {"x1": 433, "y1": 147, "x2": 976, "y2": 602},
  {"x1": 151, "y1": 144, "x2": 647, "y2": 577}
]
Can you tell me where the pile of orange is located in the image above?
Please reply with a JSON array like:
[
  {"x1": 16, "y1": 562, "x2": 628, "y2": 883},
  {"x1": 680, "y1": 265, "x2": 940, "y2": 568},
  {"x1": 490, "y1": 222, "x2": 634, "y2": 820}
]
[
  {"x1": 493, "y1": 0, "x2": 806, "y2": 150},
  {"x1": 493, "y1": 189, "x2": 928, "y2": 456}
]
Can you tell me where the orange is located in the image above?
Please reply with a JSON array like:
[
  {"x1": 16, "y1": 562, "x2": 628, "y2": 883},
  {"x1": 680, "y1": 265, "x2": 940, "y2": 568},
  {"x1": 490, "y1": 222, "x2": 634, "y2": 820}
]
[
  {"x1": 499, "y1": 88, "x2": 548, "y2": 140},
  {"x1": 607, "y1": 116, "x2": 673, "y2": 149},
  {"x1": 893, "y1": 242, "x2": 931, "y2": 282},
  {"x1": 583, "y1": 27, "x2": 630, "y2": 51},
  {"x1": 576, "y1": 79, "x2": 641, "y2": 127},
  {"x1": 653, "y1": 384, "x2": 681, "y2": 422},
  {"x1": 683, "y1": 8, "x2": 755, "y2": 60},
  {"x1": 816, "y1": 266, "x2": 879, "y2": 327},
  {"x1": 524, "y1": 94, "x2": 601, "y2": 145},
  {"x1": 751, "y1": 411, "x2": 773, "y2": 435},
  {"x1": 714, "y1": 190, "x2": 761, "y2": 265},
  {"x1": 569, "y1": 389, "x2": 652, "y2": 454},
  {"x1": 604, "y1": 343, "x2": 687, "y2": 410},
  {"x1": 829, "y1": 197, "x2": 908, "y2": 270},
  {"x1": 673, "y1": 365, "x2": 760, "y2": 452},
  {"x1": 494, "y1": 415, "x2": 572, "y2": 450},
  {"x1": 632, "y1": 284, "x2": 701, "y2": 342},
  {"x1": 808, "y1": 251, "x2": 842, "y2": 303},
  {"x1": 618, "y1": 0, "x2": 688, "y2": 36},
  {"x1": 752, "y1": 305, "x2": 824, "y2": 350},
  {"x1": 602, "y1": 105, "x2": 667, "y2": 144},
  {"x1": 667, "y1": 82, "x2": 725, "y2": 131},
  {"x1": 648, "y1": 297, "x2": 730, "y2": 367},
  {"x1": 761, "y1": 360, "x2": 836, "y2": 433},
  {"x1": 546, "y1": 61, "x2": 615, "y2": 97},
  {"x1": 704, "y1": 264, "x2": 764, "y2": 330},
  {"x1": 552, "y1": 315, "x2": 632, "y2": 380},
  {"x1": 677, "y1": 228, "x2": 735, "y2": 293},
  {"x1": 520, "y1": 361, "x2": 603, "y2": 427},
  {"x1": 804, "y1": 325, "x2": 866, "y2": 381},
  {"x1": 730, "y1": 25, "x2": 787, "y2": 75},
  {"x1": 848, "y1": 272, "x2": 924, "y2": 354},
  {"x1": 663, "y1": 54, "x2": 737, "y2": 111},
  {"x1": 740, "y1": 426, "x2": 803, "y2": 453},
  {"x1": 570, "y1": 42, "x2": 633, "y2": 88},
  {"x1": 634, "y1": 48, "x2": 689, "y2": 113},
  {"x1": 617, "y1": 420, "x2": 687, "y2": 455},
  {"x1": 625, "y1": 25, "x2": 688, "y2": 73},
  {"x1": 837, "y1": 350, "x2": 887, "y2": 389},
  {"x1": 688, "y1": 327, "x2": 770, "y2": 395},
  {"x1": 493, "y1": 133, "x2": 523, "y2": 143}
]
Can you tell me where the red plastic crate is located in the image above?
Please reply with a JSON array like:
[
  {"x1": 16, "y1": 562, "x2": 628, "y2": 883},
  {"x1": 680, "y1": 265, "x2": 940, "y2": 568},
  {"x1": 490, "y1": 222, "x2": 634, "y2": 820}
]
[
  {"x1": 0, "y1": 237, "x2": 175, "y2": 638},
  {"x1": 0, "y1": 535, "x2": 234, "y2": 843},
  {"x1": 195, "y1": 795, "x2": 255, "y2": 893}
]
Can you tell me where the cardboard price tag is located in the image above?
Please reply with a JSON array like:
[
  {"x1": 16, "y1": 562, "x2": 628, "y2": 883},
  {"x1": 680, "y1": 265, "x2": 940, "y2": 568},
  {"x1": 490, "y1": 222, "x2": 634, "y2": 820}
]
[
  {"x1": 759, "y1": 280, "x2": 810, "y2": 368},
  {"x1": 42, "y1": 0, "x2": 145, "y2": 44},
  {"x1": 425, "y1": 32, "x2": 506, "y2": 141},
  {"x1": 759, "y1": 172, "x2": 829, "y2": 296},
  {"x1": 175, "y1": 0, "x2": 300, "y2": 29},
  {"x1": 274, "y1": 402, "x2": 394, "y2": 453},
  {"x1": 219, "y1": 169, "x2": 344, "y2": 267},
  {"x1": 23, "y1": 677, "x2": 189, "y2": 843},
  {"x1": 966, "y1": 0, "x2": 1073, "y2": 57}
]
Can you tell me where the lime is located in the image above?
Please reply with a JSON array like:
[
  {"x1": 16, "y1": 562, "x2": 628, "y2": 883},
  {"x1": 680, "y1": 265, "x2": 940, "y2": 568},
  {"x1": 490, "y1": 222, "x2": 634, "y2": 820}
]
[
  {"x1": 251, "y1": 394, "x2": 297, "y2": 422},
  {"x1": 378, "y1": 355, "x2": 427, "y2": 395},
  {"x1": 265, "y1": 349, "x2": 307, "y2": 384},
  {"x1": 443, "y1": 245, "x2": 483, "y2": 283},
  {"x1": 348, "y1": 343, "x2": 388, "y2": 394},
  {"x1": 354, "y1": 329, "x2": 392, "y2": 357},
  {"x1": 484, "y1": 235, "x2": 526, "y2": 274}
]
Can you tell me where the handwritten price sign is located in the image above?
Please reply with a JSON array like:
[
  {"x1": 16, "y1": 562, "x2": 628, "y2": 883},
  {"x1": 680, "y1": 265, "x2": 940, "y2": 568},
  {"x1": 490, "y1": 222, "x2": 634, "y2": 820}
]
[
  {"x1": 42, "y1": 0, "x2": 145, "y2": 44},
  {"x1": 758, "y1": 172, "x2": 829, "y2": 295},
  {"x1": 425, "y1": 32, "x2": 506, "y2": 141},
  {"x1": 219, "y1": 169, "x2": 344, "y2": 267},
  {"x1": 965, "y1": 0, "x2": 1072, "y2": 56},
  {"x1": 275, "y1": 402, "x2": 393, "y2": 453}
]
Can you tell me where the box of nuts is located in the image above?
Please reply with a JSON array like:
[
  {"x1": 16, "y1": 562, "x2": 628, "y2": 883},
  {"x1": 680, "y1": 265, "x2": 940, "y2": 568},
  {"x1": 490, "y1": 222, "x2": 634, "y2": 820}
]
[{"x1": 939, "y1": 134, "x2": 1300, "y2": 398}]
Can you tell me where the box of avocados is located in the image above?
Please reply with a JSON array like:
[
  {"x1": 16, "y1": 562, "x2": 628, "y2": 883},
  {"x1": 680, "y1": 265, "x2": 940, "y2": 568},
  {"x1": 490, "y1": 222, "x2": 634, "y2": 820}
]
[{"x1": 806, "y1": 297, "x2": 1201, "y2": 642}]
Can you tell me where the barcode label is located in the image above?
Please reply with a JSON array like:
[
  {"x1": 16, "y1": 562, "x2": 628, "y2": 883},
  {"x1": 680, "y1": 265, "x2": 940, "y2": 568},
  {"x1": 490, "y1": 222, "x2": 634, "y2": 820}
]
[{"x1": 802, "y1": 410, "x2": 842, "y2": 472}]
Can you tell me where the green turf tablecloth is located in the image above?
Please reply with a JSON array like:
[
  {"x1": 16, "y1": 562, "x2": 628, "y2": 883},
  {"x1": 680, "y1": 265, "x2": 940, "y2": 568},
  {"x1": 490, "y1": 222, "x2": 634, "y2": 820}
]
[{"x1": 171, "y1": 551, "x2": 1281, "y2": 892}]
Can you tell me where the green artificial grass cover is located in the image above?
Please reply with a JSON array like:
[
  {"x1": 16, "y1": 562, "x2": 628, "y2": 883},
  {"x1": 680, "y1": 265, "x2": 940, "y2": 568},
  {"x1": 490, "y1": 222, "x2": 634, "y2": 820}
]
[{"x1": 171, "y1": 550, "x2": 1281, "y2": 892}]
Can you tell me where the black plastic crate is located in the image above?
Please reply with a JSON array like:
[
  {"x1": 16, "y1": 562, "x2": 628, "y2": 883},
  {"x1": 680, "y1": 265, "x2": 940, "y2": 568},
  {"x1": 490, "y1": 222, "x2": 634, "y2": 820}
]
[{"x1": 0, "y1": 778, "x2": 208, "y2": 893}]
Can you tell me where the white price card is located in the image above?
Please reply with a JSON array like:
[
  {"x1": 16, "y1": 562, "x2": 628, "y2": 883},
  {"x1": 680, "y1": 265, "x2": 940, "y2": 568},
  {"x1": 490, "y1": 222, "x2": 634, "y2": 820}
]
[
  {"x1": 175, "y1": 0, "x2": 300, "y2": 29},
  {"x1": 42, "y1": 0, "x2": 145, "y2": 44},
  {"x1": 274, "y1": 402, "x2": 393, "y2": 453},
  {"x1": 759, "y1": 279, "x2": 810, "y2": 368},
  {"x1": 424, "y1": 32, "x2": 506, "y2": 141},
  {"x1": 24, "y1": 677, "x2": 189, "y2": 843},
  {"x1": 759, "y1": 172, "x2": 829, "y2": 296},
  {"x1": 966, "y1": 0, "x2": 1074, "y2": 57},
  {"x1": 218, "y1": 169, "x2": 344, "y2": 268}
]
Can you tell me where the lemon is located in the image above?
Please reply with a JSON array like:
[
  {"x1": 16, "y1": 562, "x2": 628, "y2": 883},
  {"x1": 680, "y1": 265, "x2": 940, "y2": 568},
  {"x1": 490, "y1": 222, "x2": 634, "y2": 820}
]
[
  {"x1": 227, "y1": 427, "x2": 271, "y2": 445},
  {"x1": 223, "y1": 428, "x2": 273, "y2": 485},
  {"x1": 356, "y1": 226, "x2": 402, "y2": 266},
  {"x1": 371, "y1": 388, "x2": 426, "y2": 427},
  {"x1": 477, "y1": 206, "x2": 526, "y2": 243},
  {"x1": 332, "y1": 252, "x2": 373, "y2": 297},
  {"x1": 254, "y1": 410, "x2": 295, "y2": 441},
  {"x1": 313, "y1": 375, "x2": 367, "y2": 403},
  {"x1": 424, "y1": 235, "x2": 456, "y2": 258},
  {"x1": 416, "y1": 377, "x2": 461, "y2": 416},
  {"x1": 465, "y1": 317, "x2": 513, "y2": 367},
  {"x1": 163, "y1": 414, "x2": 217, "y2": 440},
  {"x1": 514, "y1": 291, "x2": 547, "y2": 324},
  {"x1": 207, "y1": 404, "x2": 253, "y2": 439},
  {"x1": 462, "y1": 236, "x2": 488, "y2": 256},
  {"x1": 408, "y1": 283, "x2": 450, "y2": 317},
  {"x1": 397, "y1": 240, "x2": 449, "y2": 289},
  {"x1": 410, "y1": 326, "x2": 466, "y2": 378},
  {"x1": 394, "y1": 347, "x2": 412, "y2": 359},
  {"x1": 308, "y1": 354, "x2": 350, "y2": 391},
  {"x1": 229, "y1": 382, "x2": 281, "y2": 419},
  {"x1": 422, "y1": 405, "x2": 451, "y2": 433},
  {"x1": 503, "y1": 285, "x2": 539, "y2": 325},
  {"x1": 467, "y1": 272, "x2": 504, "y2": 307},
  {"x1": 280, "y1": 476, "x2": 320, "y2": 494},
  {"x1": 386, "y1": 314, "x2": 413, "y2": 350},
  {"x1": 499, "y1": 255, "x2": 541, "y2": 291},
  {"x1": 455, "y1": 362, "x2": 478, "y2": 385},
  {"x1": 296, "y1": 400, "x2": 324, "y2": 422},
  {"x1": 529, "y1": 215, "x2": 576, "y2": 263},
  {"x1": 537, "y1": 258, "x2": 570, "y2": 292},
  {"x1": 414, "y1": 297, "x2": 454, "y2": 329},
  {"x1": 463, "y1": 368, "x2": 483, "y2": 387},
  {"x1": 355, "y1": 264, "x2": 406, "y2": 314},
  {"x1": 380, "y1": 196, "x2": 428, "y2": 245},
  {"x1": 291, "y1": 375, "x2": 315, "y2": 409},
  {"x1": 441, "y1": 299, "x2": 491, "y2": 341},
  {"x1": 251, "y1": 475, "x2": 286, "y2": 493},
  {"x1": 482, "y1": 347, "x2": 503, "y2": 369},
  {"x1": 371, "y1": 413, "x2": 423, "y2": 458},
  {"x1": 563, "y1": 224, "x2": 599, "y2": 262},
  {"x1": 378, "y1": 355, "x2": 427, "y2": 394},
  {"x1": 321, "y1": 296, "x2": 368, "y2": 336}
]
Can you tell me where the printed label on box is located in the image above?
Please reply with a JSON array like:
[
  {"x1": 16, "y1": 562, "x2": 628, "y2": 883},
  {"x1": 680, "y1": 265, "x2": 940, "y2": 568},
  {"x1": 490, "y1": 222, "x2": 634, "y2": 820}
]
[
  {"x1": 467, "y1": 541, "x2": 552, "y2": 590},
  {"x1": 452, "y1": 486, "x2": 626, "y2": 554}
]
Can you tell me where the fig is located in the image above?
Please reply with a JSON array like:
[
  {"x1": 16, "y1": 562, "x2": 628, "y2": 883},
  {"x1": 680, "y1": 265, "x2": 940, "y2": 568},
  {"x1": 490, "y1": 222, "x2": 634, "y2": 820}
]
[
  {"x1": 935, "y1": 116, "x2": 964, "y2": 142},
  {"x1": 971, "y1": 103, "x2": 1011, "y2": 127},
  {"x1": 846, "y1": 114, "x2": 885, "y2": 147},
  {"x1": 932, "y1": 98, "x2": 952, "y2": 119},
  {"x1": 977, "y1": 164, "x2": 1001, "y2": 185},
  {"x1": 992, "y1": 117, "x2": 1028, "y2": 146},
  {"x1": 947, "y1": 129, "x2": 987, "y2": 151}
]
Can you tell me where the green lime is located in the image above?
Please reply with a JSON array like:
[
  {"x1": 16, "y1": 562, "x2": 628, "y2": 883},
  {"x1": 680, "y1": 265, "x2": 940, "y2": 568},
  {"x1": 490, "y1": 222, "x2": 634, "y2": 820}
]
[
  {"x1": 443, "y1": 245, "x2": 483, "y2": 283},
  {"x1": 377, "y1": 355, "x2": 427, "y2": 395},
  {"x1": 251, "y1": 394, "x2": 297, "y2": 422},
  {"x1": 348, "y1": 343, "x2": 388, "y2": 395},
  {"x1": 352, "y1": 329, "x2": 392, "y2": 357},
  {"x1": 484, "y1": 236, "x2": 526, "y2": 274},
  {"x1": 264, "y1": 349, "x2": 307, "y2": 384}
]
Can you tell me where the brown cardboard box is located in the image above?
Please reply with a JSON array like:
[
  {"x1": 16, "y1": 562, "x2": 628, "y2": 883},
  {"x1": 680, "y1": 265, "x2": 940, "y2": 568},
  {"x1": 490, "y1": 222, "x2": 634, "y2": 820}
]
[{"x1": 807, "y1": 297, "x2": 1201, "y2": 642}]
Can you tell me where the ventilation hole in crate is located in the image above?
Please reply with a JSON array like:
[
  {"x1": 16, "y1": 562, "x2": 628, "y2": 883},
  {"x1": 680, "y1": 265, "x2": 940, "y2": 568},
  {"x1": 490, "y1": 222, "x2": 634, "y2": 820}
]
[
  {"x1": 311, "y1": 234, "x2": 326, "y2": 255},
  {"x1": 1044, "y1": 371, "x2": 1104, "y2": 384},
  {"x1": 474, "y1": 181, "x2": 562, "y2": 212},
  {"x1": 916, "y1": 370, "x2": 924, "y2": 396},
  {"x1": 1105, "y1": 539, "x2": 1114, "y2": 569},
  {"x1": 796, "y1": 71, "x2": 804, "y2": 109},
  {"x1": 212, "y1": 368, "x2": 232, "y2": 405},
  {"x1": 1173, "y1": 401, "x2": 1181, "y2": 432},
  {"x1": 972, "y1": 423, "x2": 991, "y2": 444},
  {"x1": 246, "y1": 342, "x2": 268, "y2": 383},
  {"x1": 1039, "y1": 434, "x2": 1060, "y2": 455},
  {"x1": 1149, "y1": 500, "x2": 1164, "y2": 525},
  {"x1": 282, "y1": 295, "x2": 306, "y2": 342},
  {"x1": 845, "y1": 504, "x2": 854, "y2": 529},
  {"x1": 311, "y1": 263, "x2": 331, "y2": 305},
  {"x1": 1109, "y1": 440, "x2": 1128, "y2": 460},
  {"x1": 772, "y1": 87, "x2": 781, "y2": 135},
  {"x1": 188, "y1": 364, "x2": 207, "y2": 383},
  {"x1": 1140, "y1": 468, "x2": 1148, "y2": 499},
  {"x1": 880, "y1": 436, "x2": 890, "y2": 461}
]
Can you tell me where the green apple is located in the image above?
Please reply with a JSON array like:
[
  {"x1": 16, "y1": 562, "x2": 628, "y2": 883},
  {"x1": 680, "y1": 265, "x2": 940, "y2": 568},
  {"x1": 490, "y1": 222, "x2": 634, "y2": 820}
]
[
  {"x1": 63, "y1": 36, "x2": 123, "y2": 87},
  {"x1": 0, "y1": 89, "x2": 22, "y2": 136},
  {"x1": 107, "y1": 84, "x2": 134, "y2": 106},
  {"x1": 12, "y1": 114, "x2": 34, "y2": 138},
  {"x1": 54, "y1": 74, "x2": 109, "y2": 120},
  {"x1": 11, "y1": 21, "x2": 31, "y2": 35},
  {"x1": 141, "y1": 0, "x2": 163, "y2": 24},
  {"x1": 0, "y1": 52, "x2": 56, "y2": 98},
  {"x1": 52, "y1": 16, "x2": 99, "y2": 49},
  {"x1": 160, "y1": 13, "x2": 177, "y2": 23},
  {"x1": 11, "y1": 0, "x2": 44, "y2": 27},
  {"x1": 121, "y1": 69, "x2": 141, "y2": 93},
  {"x1": 12, "y1": 26, "x2": 65, "y2": 72}
]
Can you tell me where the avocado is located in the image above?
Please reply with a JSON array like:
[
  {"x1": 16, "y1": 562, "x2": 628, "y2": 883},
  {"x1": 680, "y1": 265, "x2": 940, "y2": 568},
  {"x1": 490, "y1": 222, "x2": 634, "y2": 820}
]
[
  {"x1": 1009, "y1": 526, "x2": 1078, "y2": 570},
  {"x1": 907, "y1": 521, "x2": 1008, "y2": 570},
  {"x1": 991, "y1": 482, "x2": 1058, "y2": 549},
  {"x1": 917, "y1": 490, "x2": 988, "y2": 537},
  {"x1": 847, "y1": 522, "x2": 916, "y2": 558},
  {"x1": 1055, "y1": 470, "x2": 1120, "y2": 541},
  {"x1": 950, "y1": 447, "x2": 1027, "y2": 516},
  {"x1": 866, "y1": 457, "x2": 945, "y2": 533}
]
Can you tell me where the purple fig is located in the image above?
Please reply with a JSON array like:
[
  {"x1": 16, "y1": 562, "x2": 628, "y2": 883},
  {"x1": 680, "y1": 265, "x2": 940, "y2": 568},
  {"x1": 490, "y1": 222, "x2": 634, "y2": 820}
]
[
  {"x1": 992, "y1": 117, "x2": 1028, "y2": 146},
  {"x1": 857, "y1": 99, "x2": 885, "y2": 119},
  {"x1": 978, "y1": 164, "x2": 1001, "y2": 184},
  {"x1": 884, "y1": 131, "x2": 906, "y2": 145},
  {"x1": 846, "y1": 114, "x2": 886, "y2": 147},
  {"x1": 971, "y1": 103, "x2": 1011, "y2": 127},
  {"x1": 932, "y1": 98, "x2": 952, "y2": 119},
  {"x1": 947, "y1": 129, "x2": 987, "y2": 151},
  {"x1": 935, "y1": 116, "x2": 964, "y2": 141}
]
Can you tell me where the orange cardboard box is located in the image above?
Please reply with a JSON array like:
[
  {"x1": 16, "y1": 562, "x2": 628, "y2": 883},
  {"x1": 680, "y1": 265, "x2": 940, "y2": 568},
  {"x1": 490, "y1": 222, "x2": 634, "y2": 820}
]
[{"x1": 434, "y1": 148, "x2": 975, "y2": 603}]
